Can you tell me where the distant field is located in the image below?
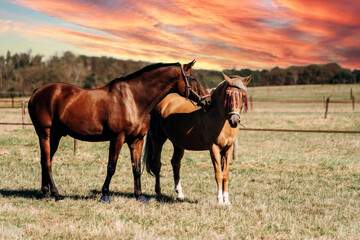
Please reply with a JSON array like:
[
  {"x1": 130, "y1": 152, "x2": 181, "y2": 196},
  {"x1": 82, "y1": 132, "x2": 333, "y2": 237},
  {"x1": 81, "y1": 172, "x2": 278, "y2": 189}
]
[
  {"x1": 1, "y1": 84, "x2": 359, "y2": 239},
  {"x1": 247, "y1": 84, "x2": 360, "y2": 100}
]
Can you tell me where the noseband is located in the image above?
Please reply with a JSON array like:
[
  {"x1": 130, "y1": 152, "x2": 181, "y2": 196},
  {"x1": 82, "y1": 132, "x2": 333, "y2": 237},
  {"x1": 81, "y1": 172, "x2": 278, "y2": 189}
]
[{"x1": 179, "y1": 64, "x2": 210, "y2": 104}]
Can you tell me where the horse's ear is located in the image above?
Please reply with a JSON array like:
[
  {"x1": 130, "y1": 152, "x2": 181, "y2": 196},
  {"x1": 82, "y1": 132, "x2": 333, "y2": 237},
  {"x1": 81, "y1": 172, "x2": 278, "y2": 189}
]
[
  {"x1": 242, "y1": 75, "x2": 252, "y2": 86},
  {"x1": 184, "y1": 59, "x2": 196, "y2": 71},
  {"x1": 222, "y1": 72, "x2": 234, "y2": 85}
]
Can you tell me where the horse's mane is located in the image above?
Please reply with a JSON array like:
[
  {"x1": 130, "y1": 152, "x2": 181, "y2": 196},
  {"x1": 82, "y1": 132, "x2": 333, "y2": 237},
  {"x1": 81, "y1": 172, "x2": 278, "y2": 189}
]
[
  {"x1": 211, "y1": 80, "x2": 228, "y2": 101},
  {"x1": 110, "y1": 62, "x2": 179, "y2": 84}
]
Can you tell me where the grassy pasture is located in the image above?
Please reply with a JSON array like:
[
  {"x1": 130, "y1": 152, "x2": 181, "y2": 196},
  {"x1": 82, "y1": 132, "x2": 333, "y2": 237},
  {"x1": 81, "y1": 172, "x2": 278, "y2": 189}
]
[{"x1": 0, "y1": 84, "x2": 360, "y2": 239}]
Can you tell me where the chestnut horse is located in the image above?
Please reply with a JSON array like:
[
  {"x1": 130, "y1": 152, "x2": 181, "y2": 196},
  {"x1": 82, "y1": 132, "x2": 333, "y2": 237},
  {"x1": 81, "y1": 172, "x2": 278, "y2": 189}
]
[
  {"x1": 143, "y1": 73, "x2": 251, "y2": 204},
  {"x1": 28, "y1": 61, "x2": 208, "y2": 204}
]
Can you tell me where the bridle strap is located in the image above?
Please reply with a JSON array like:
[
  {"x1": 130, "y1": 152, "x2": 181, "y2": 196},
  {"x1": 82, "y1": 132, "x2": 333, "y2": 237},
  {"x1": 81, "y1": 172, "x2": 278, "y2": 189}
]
[
  {"x1": 179, "y1": 64, "x2": 190, "y2": 99},
  {"x1": 179, "y1": 64, "x2": 210, "y2": 103}
]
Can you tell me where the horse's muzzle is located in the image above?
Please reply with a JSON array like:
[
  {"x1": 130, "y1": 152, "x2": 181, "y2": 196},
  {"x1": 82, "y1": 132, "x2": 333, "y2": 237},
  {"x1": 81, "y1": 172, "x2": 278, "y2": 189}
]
[{"x1": 229, "y1": 112, "x2": 241, "y2": 128}]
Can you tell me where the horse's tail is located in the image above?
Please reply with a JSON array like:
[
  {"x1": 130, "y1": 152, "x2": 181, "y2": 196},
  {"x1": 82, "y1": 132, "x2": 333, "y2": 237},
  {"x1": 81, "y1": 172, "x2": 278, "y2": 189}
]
[
  {"x1": 143, "y1": 129, "x2": 155, "y2": 176},
  {"x1": 143, "y1": 110, "x2": 167, "y2": 176}
]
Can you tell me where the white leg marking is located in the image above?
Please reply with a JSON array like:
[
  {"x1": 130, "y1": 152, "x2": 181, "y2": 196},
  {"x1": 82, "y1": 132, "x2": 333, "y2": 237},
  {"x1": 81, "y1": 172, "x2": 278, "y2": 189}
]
[
  {"x1": 223, "y1": 192, "x2": 231, "y2": 205},
  {"x1": 217, "y1": 190, "x2": 224, "y2": 204},
  {"x1": 175, "y1": 180, "x2": 184, "y2": 200}
]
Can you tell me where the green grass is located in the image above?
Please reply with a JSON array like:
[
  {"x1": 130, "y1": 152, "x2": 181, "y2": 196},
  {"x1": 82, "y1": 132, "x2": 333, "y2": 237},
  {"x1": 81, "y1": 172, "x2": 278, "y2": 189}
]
[
  {"x1": 1, "y1": 84, "x2": 360, "y2": 239},
  {"x1": 247, "y1": 84, "x2": 360, "y2": 100}
]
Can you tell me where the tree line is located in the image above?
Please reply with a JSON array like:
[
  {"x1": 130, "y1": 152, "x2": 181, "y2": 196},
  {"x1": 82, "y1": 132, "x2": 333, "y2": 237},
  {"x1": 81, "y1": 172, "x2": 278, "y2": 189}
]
[{"x1": 0, "y1": 50, "x2": 359, "y2": 97}]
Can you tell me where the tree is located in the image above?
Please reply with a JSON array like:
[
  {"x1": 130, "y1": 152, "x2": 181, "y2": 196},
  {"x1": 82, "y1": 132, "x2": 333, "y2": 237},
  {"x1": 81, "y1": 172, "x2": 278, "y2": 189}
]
[
  {"x1": 83, "y1": 73, "x2": 95, "y2": 89},
  {"x1": 333, "y1": 68, "x2": 353, "y2": 84},
  {"x1": 352, "y1": 70, "x2": 360, "y2": 84}
]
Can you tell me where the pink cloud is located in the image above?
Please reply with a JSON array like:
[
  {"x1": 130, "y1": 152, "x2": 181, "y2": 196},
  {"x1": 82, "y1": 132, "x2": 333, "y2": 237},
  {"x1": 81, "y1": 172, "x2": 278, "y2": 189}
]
[{"x1": 4, "y1": 0, "x2": 360, "y2": 70}]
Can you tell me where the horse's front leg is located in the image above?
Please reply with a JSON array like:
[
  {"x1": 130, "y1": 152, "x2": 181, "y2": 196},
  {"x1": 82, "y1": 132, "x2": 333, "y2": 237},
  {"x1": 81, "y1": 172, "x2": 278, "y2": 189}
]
[
  {"x1": 221, "y1": 144, "x2": 234, "y2": 205},
  {"x1": 128, "y1": 138, "x2": 149, "y2": 204},
  {"x1": 210, "y1": 144, "x2": 224, "y2": 204},
  {"x1": 100, "y1": 134, "x2": 125, "y2": 203}
]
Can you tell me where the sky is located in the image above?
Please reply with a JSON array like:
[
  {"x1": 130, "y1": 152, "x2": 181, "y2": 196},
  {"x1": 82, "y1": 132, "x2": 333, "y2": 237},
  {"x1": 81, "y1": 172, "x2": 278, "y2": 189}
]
[{"x1": 0, "y1": 0, "x2": 359, "y2": 70}]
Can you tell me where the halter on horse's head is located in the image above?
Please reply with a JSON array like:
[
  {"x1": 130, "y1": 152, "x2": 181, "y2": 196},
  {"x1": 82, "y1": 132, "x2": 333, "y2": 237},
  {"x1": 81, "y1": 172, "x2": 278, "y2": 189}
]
[
  {"x1": 222, "y1": 72, "x2": 251, "y2": 128},
  {"x1": 179, "y1": 60, "x2": 210, "y2": 106}
]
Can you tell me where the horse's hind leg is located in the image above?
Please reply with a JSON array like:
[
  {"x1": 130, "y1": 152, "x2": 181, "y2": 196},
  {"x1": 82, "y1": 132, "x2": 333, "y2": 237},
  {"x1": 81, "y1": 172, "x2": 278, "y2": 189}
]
[
  {"x1": 49, "y1": 130, "x2": 63, "y2": 200},
  {"x1": 38, "y1": 128, "x2": 62, "y2": 200},
  {"x1": 171, "y1": 145, "x2": 185, "y2": 201},
  {"x1": 150, "y1": 137, "x2": 166, "y2": 198}
]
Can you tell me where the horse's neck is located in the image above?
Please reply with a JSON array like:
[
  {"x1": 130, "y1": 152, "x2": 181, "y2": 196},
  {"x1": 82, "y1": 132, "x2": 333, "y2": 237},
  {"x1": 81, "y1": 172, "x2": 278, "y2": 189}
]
[
  {"x1": 114, "y1": 67, "x2": 177, "y2": 115},
  {"x1": 210, "y1": 83, "x2": 228, "y2": 119}
]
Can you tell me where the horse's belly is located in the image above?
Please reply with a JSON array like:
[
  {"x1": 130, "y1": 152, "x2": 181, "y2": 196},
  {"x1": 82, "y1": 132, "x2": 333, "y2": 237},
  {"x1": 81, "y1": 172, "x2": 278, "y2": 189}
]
[{"x1": 164, "y1": 127, "x2": 212, "y2": 151}]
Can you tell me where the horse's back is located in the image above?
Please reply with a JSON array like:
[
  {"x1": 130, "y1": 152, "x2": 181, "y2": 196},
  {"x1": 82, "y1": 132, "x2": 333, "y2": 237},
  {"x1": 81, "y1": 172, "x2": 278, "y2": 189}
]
[
  {"x1": 155, "y1": 93, "x2": 200, "y2": 118},
  {"x1": 29, "y1": 83, "x2": 108, "y2": 129}
]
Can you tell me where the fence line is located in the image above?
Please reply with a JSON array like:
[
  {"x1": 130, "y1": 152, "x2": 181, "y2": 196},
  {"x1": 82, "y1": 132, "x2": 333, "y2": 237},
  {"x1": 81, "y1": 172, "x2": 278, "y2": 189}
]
[
  {"x1": 1, "y1": 98, "x2": 359, "y2": 104},
  {"x1": 0, "y1": 123, "x2": 33, "y2": 126},
  {"x1": 238, "y1": 128, "x2": 360, "y2": 134},
  {"x1": 250, "y1": 99, "x2": 359, "y2": 103},
  {"x1": 0, "y1": 100, "x2": 29, "y2": 103},
  {"x1": 1, "y1": 122, "x2": 359, "y2": 134}
]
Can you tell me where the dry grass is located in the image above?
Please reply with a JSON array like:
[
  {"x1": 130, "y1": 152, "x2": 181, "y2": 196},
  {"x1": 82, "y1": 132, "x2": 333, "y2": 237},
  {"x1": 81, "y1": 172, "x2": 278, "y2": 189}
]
[{"x1": 1, "y1": 84, "x2": 360, "y2": 239}]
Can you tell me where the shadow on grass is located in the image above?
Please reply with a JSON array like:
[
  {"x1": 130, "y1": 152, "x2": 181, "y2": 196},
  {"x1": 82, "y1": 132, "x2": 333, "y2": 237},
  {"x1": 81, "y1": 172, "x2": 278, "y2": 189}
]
[
  {"x1": 0, "y1": 189, "x2": 43, "y2": 199},
  {"x1": 0, "y1": 189, "x2": 198, "y2": 204},
  {"x1": 86, "y1": 190, "x2": 198, "y2": 204}
]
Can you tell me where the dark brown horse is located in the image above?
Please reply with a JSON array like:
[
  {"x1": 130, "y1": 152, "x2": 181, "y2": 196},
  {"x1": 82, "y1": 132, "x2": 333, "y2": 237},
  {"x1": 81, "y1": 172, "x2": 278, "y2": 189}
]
[
  {"x1": 28, "y1": 61, "x2": 208, "y2": 204},
  {"x1": 143, "y1": 73, "x2": 251, "y2": 204}
]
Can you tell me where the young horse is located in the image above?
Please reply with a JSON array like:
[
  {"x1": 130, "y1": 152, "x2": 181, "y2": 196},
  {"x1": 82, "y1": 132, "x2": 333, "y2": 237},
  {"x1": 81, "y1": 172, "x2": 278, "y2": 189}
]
[
  {"x1": 28, "y1": 60, "x2": 209, "y2": 204},
  {"x1": 143, "y1": 73, "x2": 251, "y2": 204}
]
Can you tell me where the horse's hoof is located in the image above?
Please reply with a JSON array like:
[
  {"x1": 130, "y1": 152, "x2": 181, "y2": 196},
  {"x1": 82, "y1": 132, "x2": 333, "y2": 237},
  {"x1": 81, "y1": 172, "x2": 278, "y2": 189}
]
[
  {"x1": 217, "y1": 201, "x2": 231, "y2": 206},
  {"x1": 42, "y1": 193, "x2": 50, "y2": 199},
  {"x1": 54, "y1": 195, "x2": 65, "y2": 201},
  {"x1": 176, "y1": 197, "x2": 184, "y2": 202},
  {"x1": 137, "y1": 195, "x2": 149, "y2": 204},
  {"x1": 99, "y1": 195, "x2": 111, "y2": 204}
]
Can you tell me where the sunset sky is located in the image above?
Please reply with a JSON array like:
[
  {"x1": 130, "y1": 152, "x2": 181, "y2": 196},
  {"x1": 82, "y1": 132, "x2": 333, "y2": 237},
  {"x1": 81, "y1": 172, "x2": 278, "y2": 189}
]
[{"x1": 0, "y1": 0, "x2": 359, "y2": 70}]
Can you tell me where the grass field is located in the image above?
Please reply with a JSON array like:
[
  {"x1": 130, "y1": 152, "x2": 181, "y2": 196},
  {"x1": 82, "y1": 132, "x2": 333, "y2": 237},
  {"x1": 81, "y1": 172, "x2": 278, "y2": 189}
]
[{"x1": 1, "y1": 84, "x2": 360, "y2": 239}]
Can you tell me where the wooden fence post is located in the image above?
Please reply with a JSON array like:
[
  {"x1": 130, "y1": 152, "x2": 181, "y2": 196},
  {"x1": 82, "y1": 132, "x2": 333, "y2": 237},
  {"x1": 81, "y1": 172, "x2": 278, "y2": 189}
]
[
  {"x1": 12, "y1": 96, "x2": 15, "y2": 108},
  {"x1": 74, "y1": 139, "x2": 78, "y2": 155},
  {"x1": 250, "y1": 96, "x2": 253, "y2": 111},
  {"x1": 21, "y1": 100, "x2": 25, "y2": 129},
  {"x1": 324, "y1": 97, "x2": 330, "y2": 119},
  {"x1": 352, "y1": 96, "x2": 355, "y2": 111},
  {"x1": 350, "y1": 88, "x2": 353, "y2": 99}
]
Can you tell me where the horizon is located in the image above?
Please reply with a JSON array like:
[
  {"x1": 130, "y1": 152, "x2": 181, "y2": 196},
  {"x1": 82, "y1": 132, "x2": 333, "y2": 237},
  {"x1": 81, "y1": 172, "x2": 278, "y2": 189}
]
[
  {"x1": 0, "y1": 0, "x2": 359, "y2": 71},
  {"x1": 1, "y1": 50, "x2": 356, "y2": 72}
]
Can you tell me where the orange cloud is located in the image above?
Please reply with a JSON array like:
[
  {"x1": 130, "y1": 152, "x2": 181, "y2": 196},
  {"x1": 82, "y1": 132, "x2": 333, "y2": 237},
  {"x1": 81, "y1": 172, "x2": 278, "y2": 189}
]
[
  {"x1": 4, "y1": 0, "x2": 360, "y2": 70},
  {"x1": 0, "y1": 19, "x2": 12, "y2": 33}
]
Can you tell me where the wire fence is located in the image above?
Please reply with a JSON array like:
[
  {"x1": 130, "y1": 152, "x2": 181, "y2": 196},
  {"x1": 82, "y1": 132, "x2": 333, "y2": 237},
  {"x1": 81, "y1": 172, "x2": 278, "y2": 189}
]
[
  {"x1": 1, "y1": 97, "x2": 358, "y2": 134},
  {"x1": 0, "y1": 97, "x2": 358, "y2": 108},
  {"x1": 1, "y1": 122, "x2": 359, "y2": 134}
]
